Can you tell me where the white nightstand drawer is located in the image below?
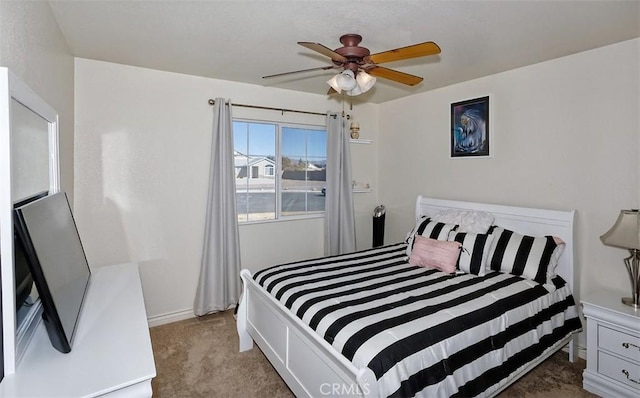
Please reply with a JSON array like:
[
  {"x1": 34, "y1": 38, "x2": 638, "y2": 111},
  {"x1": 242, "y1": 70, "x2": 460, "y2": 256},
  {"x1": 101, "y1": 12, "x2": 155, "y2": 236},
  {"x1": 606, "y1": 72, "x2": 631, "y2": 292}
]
[
  {"x1": 599, "y1": 351, "x2": 640, "y2": 391},
  {"x1": 599, "y1": 325, "x2": 640, "y2": 363}
]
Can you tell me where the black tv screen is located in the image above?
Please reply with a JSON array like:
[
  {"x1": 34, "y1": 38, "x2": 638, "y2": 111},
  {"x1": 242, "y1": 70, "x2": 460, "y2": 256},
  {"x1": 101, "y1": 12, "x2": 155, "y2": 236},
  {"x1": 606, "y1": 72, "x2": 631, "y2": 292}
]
[
  {"x1": 13, "y1": 191, "x2": 91, "y2": 354},
  {"x1": 13, "y1": 235, "x2": 34, "y2": 311},
  {"x1": 13, "y1": 191, "x2": 47, "y2": 313}
]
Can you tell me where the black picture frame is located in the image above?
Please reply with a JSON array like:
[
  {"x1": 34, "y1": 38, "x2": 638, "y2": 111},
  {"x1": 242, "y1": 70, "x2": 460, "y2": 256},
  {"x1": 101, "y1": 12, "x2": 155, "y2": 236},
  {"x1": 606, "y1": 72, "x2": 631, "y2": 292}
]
[{"x1": 450, "y1": 96, "x2": 490, "y2": 158}]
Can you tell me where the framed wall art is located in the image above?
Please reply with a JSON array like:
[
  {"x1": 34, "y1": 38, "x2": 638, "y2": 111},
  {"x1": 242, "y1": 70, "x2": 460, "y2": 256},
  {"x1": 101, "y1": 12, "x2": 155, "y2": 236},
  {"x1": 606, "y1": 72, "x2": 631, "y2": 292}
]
[{"x1": 450, "y1": 95, "x2": 490, "y2": 158}]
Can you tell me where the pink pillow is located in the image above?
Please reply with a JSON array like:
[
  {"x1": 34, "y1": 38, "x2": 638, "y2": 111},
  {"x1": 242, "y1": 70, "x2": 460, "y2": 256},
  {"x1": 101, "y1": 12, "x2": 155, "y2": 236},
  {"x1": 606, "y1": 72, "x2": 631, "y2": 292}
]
[{"x1": 409, "y1": 236, "x2": 461, "y2": 274}]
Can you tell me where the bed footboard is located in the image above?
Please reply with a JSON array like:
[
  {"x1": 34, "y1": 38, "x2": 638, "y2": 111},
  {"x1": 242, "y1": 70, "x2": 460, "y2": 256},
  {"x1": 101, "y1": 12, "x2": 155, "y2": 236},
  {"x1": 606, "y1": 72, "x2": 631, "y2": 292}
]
[
  {"x1": 236, "y1": 269, "x2": 377, "y2": 398},
  {"x1": 236, "y1": 270, "x2": 253, "y2": 352}
]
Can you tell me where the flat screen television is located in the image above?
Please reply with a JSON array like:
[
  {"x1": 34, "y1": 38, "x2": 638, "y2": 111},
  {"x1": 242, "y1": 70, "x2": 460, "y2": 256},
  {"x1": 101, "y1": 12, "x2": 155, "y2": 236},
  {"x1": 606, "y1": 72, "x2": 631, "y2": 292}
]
[
  {"x1": 14, "y1": 233, "x2": 34, "y2": 311},
  {"x1": 13, "y1": 191, "x2": 48, "y2": 313},
  {"x1": 13, "y1": 191, "x2": 91, "y2": 354}
]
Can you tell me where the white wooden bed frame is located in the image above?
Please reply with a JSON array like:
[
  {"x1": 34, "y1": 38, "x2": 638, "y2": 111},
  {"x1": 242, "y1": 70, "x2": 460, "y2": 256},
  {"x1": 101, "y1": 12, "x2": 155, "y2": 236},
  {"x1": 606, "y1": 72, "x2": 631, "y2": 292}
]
[{"x1": 237, "y1": 196, "x2": 577, "y2": 397}]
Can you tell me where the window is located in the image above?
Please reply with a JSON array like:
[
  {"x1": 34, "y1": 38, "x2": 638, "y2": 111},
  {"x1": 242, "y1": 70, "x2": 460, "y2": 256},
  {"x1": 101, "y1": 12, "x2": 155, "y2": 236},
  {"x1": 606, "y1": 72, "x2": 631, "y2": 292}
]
[
  {"x1": 264, "y1": 164, "x2": 274, "y2": 176},
  {"x1": 234, "y1": 120, "x2": 326, "y2": 222}
]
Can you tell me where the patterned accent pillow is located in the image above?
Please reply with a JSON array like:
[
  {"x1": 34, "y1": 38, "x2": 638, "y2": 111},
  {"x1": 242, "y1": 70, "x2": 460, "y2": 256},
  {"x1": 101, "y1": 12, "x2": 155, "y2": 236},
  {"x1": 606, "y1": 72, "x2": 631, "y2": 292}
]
[
  {"x1": 408, "y1": 236, "x2": 461, "y2": 274},
  {"x1": 487, "y1": 227, "x2": 565, "y2": 284},
  {"x1": 448, "y1": 231, "x2": 495, "y2": 276},
  {"x1": 406, "y1": 216, "x2": 458, "y2": 256}
]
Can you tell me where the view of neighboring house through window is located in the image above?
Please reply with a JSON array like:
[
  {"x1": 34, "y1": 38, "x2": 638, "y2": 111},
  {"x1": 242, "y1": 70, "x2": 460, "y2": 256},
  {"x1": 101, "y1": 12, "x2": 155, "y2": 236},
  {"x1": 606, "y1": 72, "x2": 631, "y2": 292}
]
[{"x1": 233, "y1": 120, "x2": 327, "y2": 222}]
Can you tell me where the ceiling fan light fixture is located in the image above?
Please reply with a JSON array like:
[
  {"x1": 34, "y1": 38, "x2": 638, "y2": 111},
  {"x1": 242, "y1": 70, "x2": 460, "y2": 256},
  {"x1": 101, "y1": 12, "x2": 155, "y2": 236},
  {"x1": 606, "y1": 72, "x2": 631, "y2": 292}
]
[
  {"x1": 356, "y1": 71, "x2": 376, "y2": 93},
  {"x1": 345, "y1": 71, "x2": 376, "y2": 96},
  {"x1": 326, "y1": 74, "x2": 342, "y2": 94},
  {"x1": 346, "y1": 85, "x2": 362, "y2": 96},
  {"x1": 272, "y1": 34, "x2": 440, "y2": 97},
  {"x1": 335, "y1": 70, "x2": 357, "y2": 91}
]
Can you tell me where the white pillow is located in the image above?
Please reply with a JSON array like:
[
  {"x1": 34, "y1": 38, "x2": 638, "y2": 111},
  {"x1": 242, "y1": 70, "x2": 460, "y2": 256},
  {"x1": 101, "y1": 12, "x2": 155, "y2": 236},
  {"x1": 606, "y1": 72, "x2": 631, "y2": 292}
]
[{"x1": 432, "y1": 209, "x2": 494, "y2": 234}]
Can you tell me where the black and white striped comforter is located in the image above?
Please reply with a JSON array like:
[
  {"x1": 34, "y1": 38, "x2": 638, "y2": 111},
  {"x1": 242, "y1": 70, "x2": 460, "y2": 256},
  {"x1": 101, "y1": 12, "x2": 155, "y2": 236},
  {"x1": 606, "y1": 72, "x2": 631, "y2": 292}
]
[{"x1": 253, "y1": 243, "x2": 582, "y2": 397}]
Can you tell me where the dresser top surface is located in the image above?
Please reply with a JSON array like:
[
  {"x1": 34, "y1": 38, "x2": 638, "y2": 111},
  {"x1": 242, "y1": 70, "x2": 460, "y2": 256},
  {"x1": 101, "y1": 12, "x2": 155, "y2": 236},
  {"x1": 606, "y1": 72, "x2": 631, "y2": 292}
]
[{"x1": 582, "y1": 290, "x2": 640, "y2": 320}]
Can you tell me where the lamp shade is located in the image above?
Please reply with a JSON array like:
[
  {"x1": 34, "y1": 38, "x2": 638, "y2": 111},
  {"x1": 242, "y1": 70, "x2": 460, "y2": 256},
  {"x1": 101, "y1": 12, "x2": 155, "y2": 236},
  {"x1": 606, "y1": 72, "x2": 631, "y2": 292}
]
[
  {"x1": 336, "y1": 70, "x2": 357, "y2": 91},
  {"x1": 600, "y1": 209, "x2": 640, "y2": 250},
  {"x1": 326, "y1": 74, "x2": 342, "y2": 94},
  {"x1": 356, "y1": 71, "x2": 376, "y2": 93},
  {"x1": 346, "y1": 84, "x2": 362, "y2": 96},
  {"x1": 346, "y1": 72, "x2": 377, "y2": 96}
]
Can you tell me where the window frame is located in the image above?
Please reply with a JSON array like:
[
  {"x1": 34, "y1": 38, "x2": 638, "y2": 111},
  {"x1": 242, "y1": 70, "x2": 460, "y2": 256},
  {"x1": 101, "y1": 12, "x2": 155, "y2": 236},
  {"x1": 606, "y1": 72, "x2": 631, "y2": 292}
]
[
  {"x1": 264, "y1": 164, "x2": 274, "y2": 177},
  {"x1": 233, "y1": 118, "x2": 327, "y2": 224}
]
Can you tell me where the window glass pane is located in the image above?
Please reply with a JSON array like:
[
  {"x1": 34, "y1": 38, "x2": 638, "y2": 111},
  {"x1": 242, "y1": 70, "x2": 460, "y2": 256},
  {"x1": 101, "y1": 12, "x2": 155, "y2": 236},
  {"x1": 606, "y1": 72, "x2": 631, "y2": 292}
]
[
  {"x1": 248, "y1": 123, "x2": 275, "y2": 156},
  {"x1": 308, "y1": 130, "x2": 327, "y2": 158},
  {"x1": 233, "y1": 122, "x2": 248, "y2": 152},
  {"x1": 307, "y1": 154, "x2": 326, "y2": 211},
  {"x1": 233, "y1": 121, "x2": 276, "y2": 222},
  {"x1": 281, "y1": 127, "x2": 326, "y2": 217},
  {"x1": 281, "y1": 128, "x2": 306, "y2": 159}
]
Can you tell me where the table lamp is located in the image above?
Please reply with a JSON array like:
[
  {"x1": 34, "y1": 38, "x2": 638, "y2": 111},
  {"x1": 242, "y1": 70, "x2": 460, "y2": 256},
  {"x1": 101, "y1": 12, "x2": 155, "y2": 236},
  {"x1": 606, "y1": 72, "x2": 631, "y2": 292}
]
[{"x1": 600, "y1": 209, "x2": 640, "y2": 308}]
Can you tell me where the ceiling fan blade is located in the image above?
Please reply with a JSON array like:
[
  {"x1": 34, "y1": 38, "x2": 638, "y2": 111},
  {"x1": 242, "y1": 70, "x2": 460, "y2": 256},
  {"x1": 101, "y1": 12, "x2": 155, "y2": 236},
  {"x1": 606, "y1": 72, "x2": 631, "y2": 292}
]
[
  {"x1": 327, "y1": 87, "x2": 338, "y2": 95},
  {"x1": 298, "y1": 42, "x2": 348, "y2": 63},
  {"x1": 367, "y1": 66, "x2": 424, "y2": 86},
  {"x1": 263, "y1": 65, "x2": 338, "y2": 79},
  {"x1": 368, "y1": 41, "x2": 441, "y2": 64}
]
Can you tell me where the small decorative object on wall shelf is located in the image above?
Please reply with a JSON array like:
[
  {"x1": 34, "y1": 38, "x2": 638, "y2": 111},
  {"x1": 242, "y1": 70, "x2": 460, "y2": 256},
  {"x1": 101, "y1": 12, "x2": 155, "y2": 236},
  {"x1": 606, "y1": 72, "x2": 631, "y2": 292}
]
[
  {"x1": 451, "y1": 95, "x2": 490, "y2": 158},
  {"x1": 350, "y1": 121, "x2": 360, "y2": 139},
  {"x1": 352, "y1": 181, "x2": 371, "y2": 193}
]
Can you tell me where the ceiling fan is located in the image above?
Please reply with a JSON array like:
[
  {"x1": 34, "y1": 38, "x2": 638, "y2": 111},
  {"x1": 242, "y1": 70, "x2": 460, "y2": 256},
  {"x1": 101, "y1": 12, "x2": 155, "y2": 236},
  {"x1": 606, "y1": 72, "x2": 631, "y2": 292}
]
[{"x1": 263, "y1": 34, "x2": 441, "y2": 96}]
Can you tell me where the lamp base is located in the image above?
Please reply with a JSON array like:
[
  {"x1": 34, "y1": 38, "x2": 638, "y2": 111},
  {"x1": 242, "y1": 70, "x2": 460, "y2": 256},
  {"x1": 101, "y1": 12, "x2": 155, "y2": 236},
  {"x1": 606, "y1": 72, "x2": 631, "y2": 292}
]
[
  {"x1": 620, "y1": 250, "x2": 640, "y2": 310},
  {"x1": 621, "y1": 297, "x2": 639, "y2": 309}
]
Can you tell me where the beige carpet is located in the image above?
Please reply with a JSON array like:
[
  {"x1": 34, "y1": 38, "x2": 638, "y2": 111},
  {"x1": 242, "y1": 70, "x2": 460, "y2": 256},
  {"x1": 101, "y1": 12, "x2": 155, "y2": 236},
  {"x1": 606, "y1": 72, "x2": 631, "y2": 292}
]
[{"x1": 150, "y1": 310, "x2": 595, "y2": 398}]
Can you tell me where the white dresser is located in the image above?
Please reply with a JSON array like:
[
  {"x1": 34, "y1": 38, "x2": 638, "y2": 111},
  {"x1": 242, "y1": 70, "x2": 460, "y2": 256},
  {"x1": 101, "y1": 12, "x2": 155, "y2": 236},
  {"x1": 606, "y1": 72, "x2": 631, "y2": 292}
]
[
  {"x1": 582, "y1": 291, "x2": 640, "y2": 398},
  {"x1": 0, "y1": 263, "x2": 156, "y2": 397}
]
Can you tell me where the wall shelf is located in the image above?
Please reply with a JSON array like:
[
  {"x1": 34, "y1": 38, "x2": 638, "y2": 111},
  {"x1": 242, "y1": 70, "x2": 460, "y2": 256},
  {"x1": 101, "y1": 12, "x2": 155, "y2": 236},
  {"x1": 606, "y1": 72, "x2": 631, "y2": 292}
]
[
  {"x1": 349, "y1": 139, "x2": 372, "y2": 144},
  {"x1": 353, "y1": 188, "x2": 373, "y2": 193}
]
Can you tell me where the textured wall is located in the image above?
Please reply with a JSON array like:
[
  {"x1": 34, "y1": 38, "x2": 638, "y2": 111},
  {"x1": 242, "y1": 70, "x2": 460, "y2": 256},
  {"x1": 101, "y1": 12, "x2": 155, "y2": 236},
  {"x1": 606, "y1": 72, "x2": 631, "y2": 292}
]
[
  {"x1": 0, "y1": 0, "x2": 74, "y2": 200},
  {"x1": 0, "y1": 0, "x2": 74, "y2": 376},
  {"x1": 73, "y1": 58, "x2": 380, "y2": 323},
  {"x1": 378, "y1": 39, "x2": 640, "y2": 350}
]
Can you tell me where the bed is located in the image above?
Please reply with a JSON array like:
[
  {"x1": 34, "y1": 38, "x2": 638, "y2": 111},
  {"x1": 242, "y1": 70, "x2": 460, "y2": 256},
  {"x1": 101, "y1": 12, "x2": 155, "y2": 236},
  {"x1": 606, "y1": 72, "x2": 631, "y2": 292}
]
[{"x1": 236, "y1": 196, "x2": 582, "y2": 397}]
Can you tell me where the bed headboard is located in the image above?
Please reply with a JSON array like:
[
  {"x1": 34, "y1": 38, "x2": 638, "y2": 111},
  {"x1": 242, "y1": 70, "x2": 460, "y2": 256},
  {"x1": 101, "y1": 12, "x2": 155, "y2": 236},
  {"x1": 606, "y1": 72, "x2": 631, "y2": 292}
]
[{"x1": 415, "y1": 196, "x2": 576, "y2": 292}]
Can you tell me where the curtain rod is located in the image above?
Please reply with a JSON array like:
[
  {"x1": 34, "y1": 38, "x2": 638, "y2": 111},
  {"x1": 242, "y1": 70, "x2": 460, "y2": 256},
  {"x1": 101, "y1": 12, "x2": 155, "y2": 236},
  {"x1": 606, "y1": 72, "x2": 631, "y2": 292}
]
[{"x1": 207, "y1": 99, "x2": 328, "y2": 117}]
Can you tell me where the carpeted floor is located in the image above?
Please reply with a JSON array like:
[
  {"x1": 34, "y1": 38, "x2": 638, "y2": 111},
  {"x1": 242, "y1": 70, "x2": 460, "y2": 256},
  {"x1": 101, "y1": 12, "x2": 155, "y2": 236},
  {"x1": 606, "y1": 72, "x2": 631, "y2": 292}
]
[{"x1": 149, "y1": 310, "x2": 595, "y2": 397}]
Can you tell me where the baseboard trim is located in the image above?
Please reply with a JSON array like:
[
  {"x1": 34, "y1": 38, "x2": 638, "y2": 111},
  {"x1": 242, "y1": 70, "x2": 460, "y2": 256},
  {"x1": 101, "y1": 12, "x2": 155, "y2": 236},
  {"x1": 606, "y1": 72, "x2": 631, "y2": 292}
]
[
  {"x1": 147, "y1": 308, "x2": 195, "y2": 327},
  {"x1": 577, "y1": 346, "x2": 587, "y2": 360},
  {"x1": 561, "y1": 344, "x2": 587, "y2": 360}
]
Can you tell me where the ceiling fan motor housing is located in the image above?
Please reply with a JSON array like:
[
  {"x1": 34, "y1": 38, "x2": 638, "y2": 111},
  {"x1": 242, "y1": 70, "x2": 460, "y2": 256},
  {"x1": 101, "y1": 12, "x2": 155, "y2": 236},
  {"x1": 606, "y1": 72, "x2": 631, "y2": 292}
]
[{"x1": 334, "y1": 34, "x2": 370, "y2": 72}]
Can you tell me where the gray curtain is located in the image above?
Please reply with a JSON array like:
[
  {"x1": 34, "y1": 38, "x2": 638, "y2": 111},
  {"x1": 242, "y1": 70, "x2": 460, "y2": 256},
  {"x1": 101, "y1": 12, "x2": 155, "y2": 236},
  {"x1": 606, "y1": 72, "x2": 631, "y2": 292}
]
[
  {"x1": 325, "y1": 112, "x2": 356, "y2": 255},
  {"x1": 194, "y1": 98, "x2": 241, "y2": 316}
]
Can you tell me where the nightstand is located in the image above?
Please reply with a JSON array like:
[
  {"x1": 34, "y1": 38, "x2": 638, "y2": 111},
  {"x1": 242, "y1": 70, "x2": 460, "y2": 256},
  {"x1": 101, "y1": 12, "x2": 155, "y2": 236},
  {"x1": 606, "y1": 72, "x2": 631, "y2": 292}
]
[{"x1": 582, "y1": 291, "x2": 640, "y2": 398}]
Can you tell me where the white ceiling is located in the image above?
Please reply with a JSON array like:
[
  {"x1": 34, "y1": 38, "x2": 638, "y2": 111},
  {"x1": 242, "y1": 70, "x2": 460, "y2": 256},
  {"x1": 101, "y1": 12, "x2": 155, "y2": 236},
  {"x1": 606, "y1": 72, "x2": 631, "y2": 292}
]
[{"x1": 48, "y1": 0, "x2": 640, "y2": 104}]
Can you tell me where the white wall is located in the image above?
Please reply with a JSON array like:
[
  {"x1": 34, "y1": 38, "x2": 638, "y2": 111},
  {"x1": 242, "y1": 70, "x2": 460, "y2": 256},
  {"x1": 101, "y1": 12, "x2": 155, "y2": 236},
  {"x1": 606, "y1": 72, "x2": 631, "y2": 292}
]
[
  {"x1": 73, "y1": 58, "x2": 379, "y2": 324},
  {"x1": 378, "y1": 38, "x2": 640, "y2": 348},
  {"x1": 0, "y1": 0, "x2": 74, "y2": 377},
  {"x1": 0, "y1": 0, "x2": 74, "y2": 200},
  {"x1": 73, "y1": 35, "x2": 638, "y2": 340}
]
